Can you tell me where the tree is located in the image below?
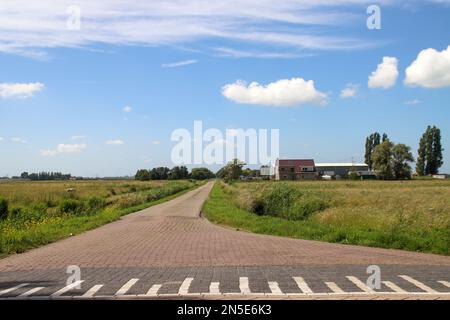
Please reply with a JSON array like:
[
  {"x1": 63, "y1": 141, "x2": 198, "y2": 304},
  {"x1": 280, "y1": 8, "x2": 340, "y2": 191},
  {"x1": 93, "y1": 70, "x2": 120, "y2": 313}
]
[
  {"x1": 135, "y1": 169, "x2": 150, "y2": 181},
  {"x1": 191, "y1": 167, "x2": 215, "y2": 180},
  {"x1": 391, "y1": 144, "x2": 414, "y2": 179},
  {"x1": 364, "y1": 132, "x2": 386, "y2": 170},
  {"x1": 217, "y1": 159, "x2": 245, "y2": 182},
  {"x1": 150, "y1": 167, "x2": 170, "y2": 180},
  {"x1": 416, "y1": 126, "x2": 444, "y2": 175},
  {"x1": 372, "y1": 140, "x2": 394, "y2": 180},
  {"x1": 168, "y1": 166, "x2": 189, "y2": 180}
]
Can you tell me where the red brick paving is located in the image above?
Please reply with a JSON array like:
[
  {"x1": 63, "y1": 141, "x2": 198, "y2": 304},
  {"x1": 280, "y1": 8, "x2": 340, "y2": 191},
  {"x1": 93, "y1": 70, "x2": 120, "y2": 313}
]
[{"x1": 0, "y1": 182, "x2": 449, "y2": 272}]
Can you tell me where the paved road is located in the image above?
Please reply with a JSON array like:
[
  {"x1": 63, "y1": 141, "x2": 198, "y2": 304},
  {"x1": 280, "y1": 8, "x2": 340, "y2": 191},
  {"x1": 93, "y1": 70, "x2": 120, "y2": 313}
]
[{"x1": 0, "y1": 181, "x2": 449, "y2": 299}]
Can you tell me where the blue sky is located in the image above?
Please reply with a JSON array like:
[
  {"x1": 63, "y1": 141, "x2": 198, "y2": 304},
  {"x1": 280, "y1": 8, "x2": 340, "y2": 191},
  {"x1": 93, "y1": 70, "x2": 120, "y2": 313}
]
[{"x1": 0, "y1": 0, "x2": 450, "y2": 176}]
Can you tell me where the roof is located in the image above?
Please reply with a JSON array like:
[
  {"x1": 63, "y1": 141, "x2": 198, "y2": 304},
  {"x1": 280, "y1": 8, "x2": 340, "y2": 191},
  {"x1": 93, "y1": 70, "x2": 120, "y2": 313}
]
[
  {"x1": 277, "y1": 159, "x2": 315, "y2": 167},
  {"x1": 315, "y1": 163, "x2": 368, "y2": 167}
]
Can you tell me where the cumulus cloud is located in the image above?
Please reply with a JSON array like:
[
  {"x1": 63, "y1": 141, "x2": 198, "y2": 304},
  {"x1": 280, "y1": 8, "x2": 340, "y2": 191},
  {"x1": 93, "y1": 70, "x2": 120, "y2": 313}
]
[
  {"x1": 0, "y1": 82, "x2": 44, "y2": 98},
  {"x1": 123, "y1": 105, "x2": 132, "y2": 113},
  {"x1": 222, "y1": 77, "x2": 328, "y2": 107},
  {"x1": 368, "y1": 57, "x2": 399, "y2": 89},
  {"x1": 404, "y1": 45, "x2": 450, "y2": 88},
  {"x1": 161, "y1": 60, "x2": 198, "y2": 68},
  {"x1": 41, "y1": 143, "x2": 86, "y2": 156},
  {"x1": 340, "y1": 83, "x2": 359, "y2": 98},
  {"x1": 106, "y1": 139, "x2": 124, "y2": 145}
]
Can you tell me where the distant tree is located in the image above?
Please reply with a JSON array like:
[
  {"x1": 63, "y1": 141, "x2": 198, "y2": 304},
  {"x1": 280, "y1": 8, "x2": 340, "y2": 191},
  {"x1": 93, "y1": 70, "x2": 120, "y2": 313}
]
[
  {"x1": 382, "y1": 133, "x2": 389, "y2": 142},
  {"x1": 392, "y1": 144, "x2": 414, "y2": 179},
  {"x1": 416, "y1": 132, "x2": 427, "y2": 176},
  {"x1": 168, "y1": 166, "x2": 189, "y2": 180},
  {"x1": 191, "y1": 167, "x2": 215, "y2": 180},
  {"x1": 372, "y1": 140, "x2": 394, "y2": 180},
  {"x1": 20, "y1": 172, "x2": 29, "y2": 179},
  {"x1": 364, "y1": 132, "x2": 386, "y2": 170},
  {"x1": 416, "y1": 126, "x2": 444, "y2": 175},
  {"x1": 150, "y1": 167, "x2": 170, "y2": 180},
  {"x1": 223, "y1": 159, "x2": 245, "y2": 182},
  {"x1": 373, "y1": 141, "x2": 414, "y2": 180},
  {"x1": 135, "y1": 169, "x2": 150, "y2": 181}
]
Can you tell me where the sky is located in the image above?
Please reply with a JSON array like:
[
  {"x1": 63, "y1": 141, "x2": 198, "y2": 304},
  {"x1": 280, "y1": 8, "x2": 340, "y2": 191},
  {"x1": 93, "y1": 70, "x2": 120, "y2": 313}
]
[{"x1": 0, "y1": 0, "x2": 450, "y2": 177}]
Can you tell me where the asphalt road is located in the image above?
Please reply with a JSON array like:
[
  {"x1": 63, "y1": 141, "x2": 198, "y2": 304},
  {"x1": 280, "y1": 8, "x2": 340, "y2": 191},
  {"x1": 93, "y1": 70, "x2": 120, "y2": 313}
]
[{"x1": 0, "y1": 181, "x2": 449, "y2": 299}]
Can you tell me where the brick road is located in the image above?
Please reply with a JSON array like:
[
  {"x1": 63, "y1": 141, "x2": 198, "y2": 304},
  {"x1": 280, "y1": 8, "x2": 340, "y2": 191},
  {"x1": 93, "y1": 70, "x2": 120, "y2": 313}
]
[{"x1": 0, "y1": 181, "x2": 449, "y2": 299}]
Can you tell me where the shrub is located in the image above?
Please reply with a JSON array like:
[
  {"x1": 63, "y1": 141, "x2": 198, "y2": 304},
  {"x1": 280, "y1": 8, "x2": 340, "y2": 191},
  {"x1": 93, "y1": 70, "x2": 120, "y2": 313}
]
[
  {"x1": 87, "y1": 196, "x2": 106, "y2": 211},
  {"x1": 261, "y1": 183, "x2": 303, "y2": 218},
  {"x1": 0, "y1": 197, "x2": 8, "y2": 220},
  {"x1": 58, "y1": 199, "x2": 86, "y2": 215}
]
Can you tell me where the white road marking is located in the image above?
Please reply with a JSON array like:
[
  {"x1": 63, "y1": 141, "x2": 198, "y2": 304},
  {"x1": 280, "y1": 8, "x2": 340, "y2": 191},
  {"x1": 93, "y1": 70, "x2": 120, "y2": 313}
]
[
  {"x1": 51, "y1": 280, "x2": 84, "y2": 297},
  {"x1": 399, "y1": 275, "x2": 437, "y2": 293},
  {"x1": 19, "y1": 287, "x2": 45, "y2": 297},
  {"x1": 437, "y1": 281, "x2": 450, "y2": 289},
  {"x1": 145, "y1": 284, "x2": 162, "y2": 296},
  {"x1": 382, "y1": 281, "x2": 406, "y2": 293},
  {"x1": 178, "y1": 277, "x2": 194, "y2": 295},
  {"x1": 0, "y1": 283, "x2": 29, "y2": 296},
  {"x1": 82, "y1": 284, "x2": 104, "y2": 297},
  {"x1": 293, "y1": 277, "x2": 313, "y2": 294},
  {"x1": 209, "y1": 282, "x2": 220, "y2": 294},
  {"x1": 346, "y1": 276, "x2": 375, "y2": 293},
  {"x1": 239, "y1": 277, "x2": 251, "y2": 294},
  {"x1": 268, "y1": 281, "x2": 283, "y2": 295},
  {"x1": 115, "y1": 278, "x2": 139, "y2": 296},
  {"x1": 325, "y1": 281, "x2": 346, "y2": 294}
]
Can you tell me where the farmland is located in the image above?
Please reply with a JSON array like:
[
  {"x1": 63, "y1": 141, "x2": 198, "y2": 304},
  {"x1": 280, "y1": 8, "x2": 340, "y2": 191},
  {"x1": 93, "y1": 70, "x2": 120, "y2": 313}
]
[
  {"x1": 0, "y1": 179, "x2": 200, "y2": 256},
  {"x1": 203, "y1": 180, "x2": 450, "y2": 255}
]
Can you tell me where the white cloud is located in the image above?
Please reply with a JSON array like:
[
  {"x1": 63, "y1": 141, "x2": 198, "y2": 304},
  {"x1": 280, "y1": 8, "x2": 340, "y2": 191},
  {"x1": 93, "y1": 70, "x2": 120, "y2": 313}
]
[
  {"x1": 214, "y1": 47, "x2": 304, "y2": 59},
  {"x1": 404, "y1": 45, "x2": 450, "y2": 88},
  {"x1": 0, "y1": 82, "x2": 44, "y2": 99},
  {"x1": 123, "y1": 105, "x2": 132, "y2": 113},
  {"x1": 340, "y1": 83, "x2": 359, "y2": 98},
  {"x1": 12, "y1": 137, "x2": 27, "y2": 144},
  {"x1": 161, "y1": 60, "x2": 198, "y2": 68},
  {"x1": 404, "y1": 99, "x2": 420, "y2": 105},
  {"x1": 0, "y1": 137, "x2": 4, "y2": 141},
  {"x1": 152, "y1": 140, "x2": 161, "y2": 145},
  {"x1": 222, "y1": 77, "x2": 327, "y2": 107},
  {"x1": 368, "y1": 57, "x2": 399, "y2": 89},
  {"x1": 106, "y1": 139, "x2": 124, "y2": 145},
  {"x1": 41, "y1": 143, "x2": 86, "y2": 156},
  {"x1": 71, "y1": 135, "x2": 87, "y2": 140}
]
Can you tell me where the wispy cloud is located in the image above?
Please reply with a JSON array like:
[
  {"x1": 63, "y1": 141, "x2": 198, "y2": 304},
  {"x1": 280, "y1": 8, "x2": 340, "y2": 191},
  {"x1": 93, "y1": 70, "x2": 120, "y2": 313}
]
[
  {"x1": 340, "y1": 83, "x2": 359, "y2": 98},
  {"x1": 0, "y1": 82, "x2": 44, "y2": 99},
  {"x1": 123, "y1": 105, "x2": 132, "y2": 113},
  {"x1": 71, "y1": 135, "x2": 87, "y2": 140},
  {"x1": 404, "y1": 99, "x2": 420, "y2": 105},
  {"x1": 41, "y1": 143, "x2": 86, "y2": 156},
  {"x1": 151, "y1": 140, "x2": 161, "y2": 145},
  {"x1": 213, "y1": 47, "x2": 304, "y2": 59},
  {"x1": 106, "y1": 139, "x2": 124, "y2": 145},
  {"x1": 12, "y1": 137, "x2": 27, "y2": 144},
  {"x1": 161, "y1": 59, "x2": 198, "y2": 68}
]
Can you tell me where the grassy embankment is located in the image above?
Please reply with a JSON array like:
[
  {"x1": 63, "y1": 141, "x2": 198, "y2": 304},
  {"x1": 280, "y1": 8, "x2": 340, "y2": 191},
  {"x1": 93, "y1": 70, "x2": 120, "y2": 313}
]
[
  {"x1": 203, "y1": 180, "x2": 450, "y2": 255},
  {"x1": 0, "y1": 179, "x2": 202, "y2": 256}
]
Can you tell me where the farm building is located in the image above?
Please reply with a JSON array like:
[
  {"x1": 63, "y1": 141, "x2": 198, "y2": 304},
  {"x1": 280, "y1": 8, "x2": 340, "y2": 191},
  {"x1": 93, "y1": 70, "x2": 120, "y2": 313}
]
[
  {"x1": 315, "y1": 163, "x2": 369, "y2": 178},
  {"x1": 274, "y1": 159, "x2": 318, "y2": 180}
]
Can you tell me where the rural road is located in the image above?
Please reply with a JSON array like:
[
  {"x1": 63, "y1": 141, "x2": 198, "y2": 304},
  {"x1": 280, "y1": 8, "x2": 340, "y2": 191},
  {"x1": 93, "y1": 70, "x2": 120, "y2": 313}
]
[{"x1": 0, "y1": 181, "x2": 449, "y2": 299}]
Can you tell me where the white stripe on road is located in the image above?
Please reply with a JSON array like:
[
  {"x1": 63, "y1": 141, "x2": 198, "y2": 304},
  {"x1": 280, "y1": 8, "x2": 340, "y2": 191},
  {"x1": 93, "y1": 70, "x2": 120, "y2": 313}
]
[
  {"x1": 0, "y1": 283, "x2": 29, "y2": 296},
  {"x1": 145, "y1": 284, "x2": 162, "y2": 296},
  {"x1": 268, "y1": 281, "x2": 283, "y2": 295},
  {"x1": 82, "y1": 284, "x2": 104, "y2": 297},
  {"x1": 51, "y1": 281, "x2": 84, "y2": 297},
  {"x1": 399, "y1": 275, "x2": 437, "y2": 293},
  {"x1": 293, "y1": 277, "x2": 313, "y2": 294},
  {"x1": 325, "y1": 281, "x2": 346, "y2": 294},
  {"x1": 437, "y1": 281, "x2": 450, "y2": 289},
  {"x1": 382, "y1": 281, "x2": 406, "y2": 293},
  {"x1": 178, "y1": 278, "x2": 194, "y2": 295},
  {"x1": 19, "y1": 287, "x2": 45, "y2": 297},
  {"x1": 346, "y1": 276, "x2": 375, "y2": 293},
  {"x1": 115, "y1": 278, "x2": 139, "y2": 296},
  {"x1": 239, "y1": 277, "x2": 251, "y2": 294},
  {"x1": 209, "y1": 282, "x2": 220, "y2": 294}
]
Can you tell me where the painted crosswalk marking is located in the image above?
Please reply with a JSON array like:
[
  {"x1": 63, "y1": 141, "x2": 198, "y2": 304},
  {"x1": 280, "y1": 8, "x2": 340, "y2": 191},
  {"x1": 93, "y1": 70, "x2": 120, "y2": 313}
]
[
  {"x1": 145, "y1": 284, "x2": 162, "y2": 296},
  {"x1": 115, "y1": 278, "x2": 139, "y2": 296},
  {"x1": 437, "y1": 281, "x2": 450, "y2": 289},
  {"x1": 51, "y1": 280, "x2": 84, "y2": 297},
  {"x1": 325, "y1": 281, "x2": 346, "y2": 294},
  {"x1": 382, "y1": 281, "x2": 406, "y2": 293},
  {"x1": 293, "y1": 277, "x2": 313, "y2": 294},
  {"x1": 399, "y1": 275, "x2": 437, "y2": 293},
  {"x1": 19, "y1": 287, "x2": 45, "y2": 297},
  {"x1": 346, "y1": 276, "x2": 375, "y2": 293},
  {"x1": 268, "y1": 281, "x2": 283, "y2": 295},
  {"x1": 239, "y1": 277, "x2": 251, "y2": 294},
  {"x1": 82, "y1": 284, "x2": 104, "y2": 297},
  {"x1": 209, "y1": 282, "x2": 220, "y2": 294},
  {"x1": 178, "y1": 278, "x2": 194, "y2": 295},
  {"x1": 0, "y1": 283, "x2": 29, "y2": 296}
]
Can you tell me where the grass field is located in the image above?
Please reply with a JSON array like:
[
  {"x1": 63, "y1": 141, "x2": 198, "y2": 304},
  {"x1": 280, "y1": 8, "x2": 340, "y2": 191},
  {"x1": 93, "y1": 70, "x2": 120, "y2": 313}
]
[
  {"x1": 203, "y1": 180, "x2": 450, "y2": 255},
  {"x1": 0, "y1": 179, "x2": 201, "y2": 256}
]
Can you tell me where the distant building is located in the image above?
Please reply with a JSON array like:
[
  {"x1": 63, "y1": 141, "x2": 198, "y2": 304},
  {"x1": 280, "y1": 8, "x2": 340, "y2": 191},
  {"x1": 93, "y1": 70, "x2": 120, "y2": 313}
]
[
  {"x1": 315, "y1": 163, "x2": 369, "y2": 178},
  {"x1": 275, "y1": 159, "x2": 317, "y2": 180},
  {"x1": 260, "y1": 165, "x2": 273, "y2": 179}
]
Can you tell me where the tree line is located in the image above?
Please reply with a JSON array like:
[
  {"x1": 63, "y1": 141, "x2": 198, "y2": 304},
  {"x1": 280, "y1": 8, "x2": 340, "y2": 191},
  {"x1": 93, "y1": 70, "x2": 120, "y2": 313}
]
[
  {"x1": 135, "y1": 166, "x2": 215, "y2": 181},
  {"x1": 19, "y1": 172, "x2": 72, "y2": 181},
  {"x1": 364, "y1": 125, "x2": 443, "y2": 179}
]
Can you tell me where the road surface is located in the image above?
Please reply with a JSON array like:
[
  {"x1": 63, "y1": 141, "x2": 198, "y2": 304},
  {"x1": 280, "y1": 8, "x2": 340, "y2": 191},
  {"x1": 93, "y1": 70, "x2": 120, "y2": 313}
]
[{"x1": 0, "y1": 181, "x2": 449, "y2": 299}]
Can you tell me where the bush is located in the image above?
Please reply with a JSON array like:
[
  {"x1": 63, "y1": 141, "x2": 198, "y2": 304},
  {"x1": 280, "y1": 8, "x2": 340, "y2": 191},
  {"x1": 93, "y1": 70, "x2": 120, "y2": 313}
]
[
  {"x1": 87, "y1": 196, "x2": 106, "y2": 211},
  {"x1": 58, "y1": 199, "x2": 86, "y2": 215},
  {"x1": 0, "y1": 197, "x2": 8, "y2": 220}
]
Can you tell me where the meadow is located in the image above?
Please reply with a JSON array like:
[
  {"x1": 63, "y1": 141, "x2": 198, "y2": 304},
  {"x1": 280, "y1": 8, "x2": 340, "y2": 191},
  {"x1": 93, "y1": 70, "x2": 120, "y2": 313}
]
[
  {"x1": 203, "y1": 180, "x2": 450, "y2": 255},
  {"x1": 0, "y1": 179, "x2": 200, "y2": 256}
]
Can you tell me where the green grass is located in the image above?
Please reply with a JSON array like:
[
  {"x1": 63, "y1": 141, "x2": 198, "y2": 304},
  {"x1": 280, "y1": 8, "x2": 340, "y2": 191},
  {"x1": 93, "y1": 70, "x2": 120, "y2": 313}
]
[
  {"x1": 0, "y1": 180, "x2": 203, "y2": 257},
  {"x1": 203, "y1": 181, "x2": 450, "y2": 255}
]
